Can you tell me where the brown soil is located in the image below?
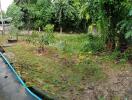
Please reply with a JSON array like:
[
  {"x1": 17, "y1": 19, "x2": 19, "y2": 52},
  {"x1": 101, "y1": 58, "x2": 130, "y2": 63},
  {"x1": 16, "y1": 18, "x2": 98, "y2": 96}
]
[{"x1": 79, "y1": 64, "x2": 132, "y2": 100}]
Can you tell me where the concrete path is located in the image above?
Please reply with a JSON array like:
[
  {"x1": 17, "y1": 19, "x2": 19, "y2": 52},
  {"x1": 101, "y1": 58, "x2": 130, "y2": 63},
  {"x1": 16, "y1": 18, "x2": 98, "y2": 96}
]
[{"x1": 0, "y1": 57, "x2": 39, "y2": 100}]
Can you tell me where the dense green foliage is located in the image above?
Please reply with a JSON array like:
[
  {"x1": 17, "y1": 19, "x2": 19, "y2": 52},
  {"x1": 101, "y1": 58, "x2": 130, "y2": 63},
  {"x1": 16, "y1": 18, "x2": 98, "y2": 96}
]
[
  {"x1": 6, "y1": 0, "x2": 132, "y2": 52},
  {"x1": 6, "y1": 3, "x2": 23, "y2": 28}
]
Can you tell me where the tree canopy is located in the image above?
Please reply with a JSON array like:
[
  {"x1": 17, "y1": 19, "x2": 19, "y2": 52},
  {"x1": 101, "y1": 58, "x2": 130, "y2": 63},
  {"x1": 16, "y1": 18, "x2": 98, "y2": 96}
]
[{"x1": 7, "y1": 0, "x2": 132, "y2": 51}]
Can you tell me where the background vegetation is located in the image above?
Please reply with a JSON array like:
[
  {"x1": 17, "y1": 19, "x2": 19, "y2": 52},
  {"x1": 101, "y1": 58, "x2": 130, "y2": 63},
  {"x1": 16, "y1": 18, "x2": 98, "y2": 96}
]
[{"x1": 7, "y1": 0, "x2": 132, "y2": 52}]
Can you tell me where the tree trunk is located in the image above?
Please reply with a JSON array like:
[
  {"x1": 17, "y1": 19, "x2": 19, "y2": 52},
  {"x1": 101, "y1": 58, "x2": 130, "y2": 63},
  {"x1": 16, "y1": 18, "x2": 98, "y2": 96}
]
[
  {"x1": 27, "y1": 19, "x2": 30, "y2": 34},
  {"x1": 60, "y1": 26, "x2": 62, "y2": 34},
  {"x1": 39, "y1": 27, "x2": 41, "y2": 32}
]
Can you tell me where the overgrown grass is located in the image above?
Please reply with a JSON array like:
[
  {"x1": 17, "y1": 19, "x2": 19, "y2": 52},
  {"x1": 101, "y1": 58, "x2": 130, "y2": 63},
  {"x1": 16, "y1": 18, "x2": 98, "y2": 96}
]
[
  {"x1": 5, "y1": 36, "x2": 105, "y2": 99},
  {"x1": 6, "y1": 43, "x2": 104, "y2": 98},
  {"x1": 0, "y1": 35, "x2": 8, "y2": 44},
  {"x1": 53, "y1": 34, "x2": 88, "y2": 53},
  {"x1": 3, "y1": 33, "x2": 131, "y2": 100}
]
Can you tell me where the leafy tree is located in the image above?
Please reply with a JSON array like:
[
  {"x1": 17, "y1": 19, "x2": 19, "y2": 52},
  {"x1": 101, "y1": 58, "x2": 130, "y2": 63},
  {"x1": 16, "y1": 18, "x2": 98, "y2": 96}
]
[
  {"x1": 52, "y1": 0, "x2": 79, "y2": 33},
  {"x1": 86, "y1": 0, "x2": 131, "y2": 51},
  {"x1": 35, "y1": 0, "x2": 53, "y2": 29},
  {"x1": 72, "y1": 0, "x2": 91, "y2": 32},
  {"x1": 6, "y1": 3, "x2": 23, "y2": 28},
  {"x1": 7, "y1": 0, "x2": 132, "y2": 53},
  {"x1": 14, "y1": 0, "x2": 53, "y2": 30}
]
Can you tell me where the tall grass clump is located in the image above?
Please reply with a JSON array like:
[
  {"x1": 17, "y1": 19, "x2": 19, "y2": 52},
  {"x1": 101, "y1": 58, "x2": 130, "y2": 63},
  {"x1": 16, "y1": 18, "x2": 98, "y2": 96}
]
[{"x1": 81, "y1": 34, "x2": 105, "y2": 53}]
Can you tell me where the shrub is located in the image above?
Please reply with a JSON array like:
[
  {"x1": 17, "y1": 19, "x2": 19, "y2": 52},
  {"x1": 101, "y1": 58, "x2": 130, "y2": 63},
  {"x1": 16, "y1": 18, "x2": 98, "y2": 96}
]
[
  {"x1": 81, "y1": 34, "x2": 104, "y2": 53},
  {"x1": 31, "y1": 31, "x2": 39, "y2": 44},
  {"x1": 25, "y1": 35, "x2": 32, "y2": 43},
  {"x1": 26, "y1": 31, "x2": 39, "y2": 45},
  {"x1": 122, "y1": 47, "x2": 132, "y2": 61},
  {"x1": 109, "y1": 47, "x2": 132, "y2": 62},
  {"x1": 38, "y1": 33, "x2": 49, "y2": 47},
  {"x1": 9, "y1": 25, "x2": 19, "y2": 40},
  {"x1": 37, "y1": 32, "x2": 55, "y2": 52},
  {"x1": 44, "y1": 24, "x2": 54, "y2": 33},
  {"x1": 109, "y1": 50, "x2": 121, "y2": 60}
]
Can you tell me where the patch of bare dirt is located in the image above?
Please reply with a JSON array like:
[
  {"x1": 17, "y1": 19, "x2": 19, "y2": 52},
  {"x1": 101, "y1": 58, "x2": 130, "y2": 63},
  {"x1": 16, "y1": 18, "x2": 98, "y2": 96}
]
[{"x1": 79, "y1": 64, "x2": 132, "y2": 100}]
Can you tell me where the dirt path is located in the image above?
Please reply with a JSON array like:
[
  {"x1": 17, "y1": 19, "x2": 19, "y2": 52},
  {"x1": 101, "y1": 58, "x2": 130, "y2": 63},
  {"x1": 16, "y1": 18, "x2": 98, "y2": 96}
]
[{"x1": 81, "y1": 63, "x2": 132, "y2": 100}]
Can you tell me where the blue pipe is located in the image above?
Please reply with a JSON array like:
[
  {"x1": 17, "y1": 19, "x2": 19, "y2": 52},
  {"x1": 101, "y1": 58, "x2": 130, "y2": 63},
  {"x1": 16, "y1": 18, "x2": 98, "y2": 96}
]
[{"x1": 0, "y1": 52, "x2": 42, "y2": 100}]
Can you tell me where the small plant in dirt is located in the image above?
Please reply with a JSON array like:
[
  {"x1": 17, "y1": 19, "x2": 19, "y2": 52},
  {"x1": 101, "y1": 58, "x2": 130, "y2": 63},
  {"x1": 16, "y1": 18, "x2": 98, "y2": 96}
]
[
  {"x1": 37, "y1": 25, "x2": 55, "y2": 53},
  {"x1": 38, "y1": 32, "x2": 54, "y2": 53}
]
